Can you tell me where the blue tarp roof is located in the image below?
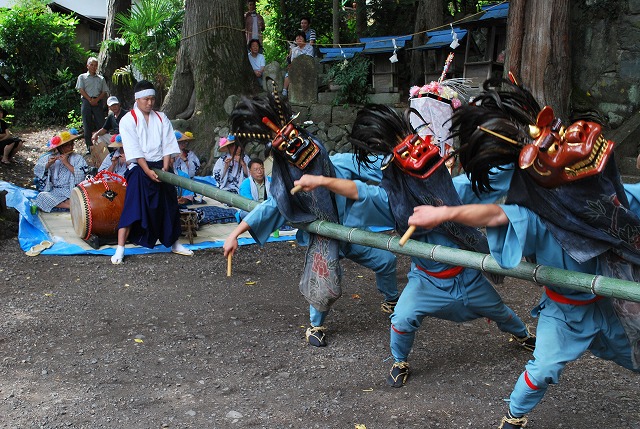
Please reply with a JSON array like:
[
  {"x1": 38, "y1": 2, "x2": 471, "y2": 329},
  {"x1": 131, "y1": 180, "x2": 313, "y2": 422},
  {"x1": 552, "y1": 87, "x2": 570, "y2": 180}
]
[
  {"x1": 417, "y1": 28, "x2": 468, "y2": 50},
  {"x1": 318, "y1": 47, "x2": 364, "y2": 63},
  {"x1": 360, "y1": 35, "x2": 412, "y2": 54},
  {"x1": 480, "y1": 3, "x2": 509, "y2": 21}
]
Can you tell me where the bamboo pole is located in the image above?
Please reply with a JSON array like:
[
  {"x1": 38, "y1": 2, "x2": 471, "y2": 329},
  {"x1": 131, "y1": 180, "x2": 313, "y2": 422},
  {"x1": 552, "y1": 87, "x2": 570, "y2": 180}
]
[{"x1": 155, "y1": 169, "x2": 640, "y2": 302}]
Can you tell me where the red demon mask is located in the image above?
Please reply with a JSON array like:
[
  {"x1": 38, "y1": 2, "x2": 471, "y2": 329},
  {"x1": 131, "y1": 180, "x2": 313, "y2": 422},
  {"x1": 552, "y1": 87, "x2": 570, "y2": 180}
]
[
  {"x1": 387, "y1": 134, "x2": 447, "y2": 179},
  {"x1": 519, "y1": 106, "x2": 614, "y2": 188}
]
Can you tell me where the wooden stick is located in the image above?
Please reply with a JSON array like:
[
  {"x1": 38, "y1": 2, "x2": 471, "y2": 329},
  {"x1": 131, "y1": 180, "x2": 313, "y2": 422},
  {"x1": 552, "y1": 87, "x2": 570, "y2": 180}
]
[
  {"x1": 290, "y1": 185, "x2": 302, "y2": 195},
  {"x1": 227, "y1": 254, "x2": 232, "y2": 277},
  {"x1": 399, "y1": 225, "x2": 416, "y2": 246}
]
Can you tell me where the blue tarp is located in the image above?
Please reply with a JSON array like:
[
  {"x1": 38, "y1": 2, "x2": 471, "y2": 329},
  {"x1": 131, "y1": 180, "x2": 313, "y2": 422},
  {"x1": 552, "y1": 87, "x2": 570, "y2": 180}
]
[{"x1": 0, "y1": 180, "x2": 294, "y2": 256}]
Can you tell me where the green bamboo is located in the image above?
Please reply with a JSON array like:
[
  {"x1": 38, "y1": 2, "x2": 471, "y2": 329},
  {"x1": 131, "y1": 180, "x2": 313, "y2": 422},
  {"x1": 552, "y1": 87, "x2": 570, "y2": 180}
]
[{"x1": 155, "y1": 168, "x2": 640, "y2": 302}]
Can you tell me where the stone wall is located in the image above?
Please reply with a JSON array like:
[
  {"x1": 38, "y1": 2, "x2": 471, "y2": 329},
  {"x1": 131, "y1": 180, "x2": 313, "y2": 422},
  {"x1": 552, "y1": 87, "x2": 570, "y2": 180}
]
[{"x1": 572, "y1": 0, "x2": 640, "y2": 128}]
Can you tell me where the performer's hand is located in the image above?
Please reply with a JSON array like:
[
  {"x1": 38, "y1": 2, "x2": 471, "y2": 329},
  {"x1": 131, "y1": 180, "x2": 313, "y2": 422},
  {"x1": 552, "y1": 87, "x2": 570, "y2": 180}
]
[
  {"x1": 408, "y1": 205, "x2": 447, "y2": 230},
  {"x1": 223, "y1": 236, "x2": 238, "y2": 258},
  {"x1": 293, "y1": 174, "x2": 323, "y2": 192},
  {"x1": 145, "y1": 168, "x2": 160, "y2": 182}
]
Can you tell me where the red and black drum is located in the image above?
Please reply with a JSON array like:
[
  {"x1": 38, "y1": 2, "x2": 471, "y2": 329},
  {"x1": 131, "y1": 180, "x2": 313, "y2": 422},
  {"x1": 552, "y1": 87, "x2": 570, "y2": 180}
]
[{"x1": 70, "y1": 171, "x2": 127, "y2": 241}]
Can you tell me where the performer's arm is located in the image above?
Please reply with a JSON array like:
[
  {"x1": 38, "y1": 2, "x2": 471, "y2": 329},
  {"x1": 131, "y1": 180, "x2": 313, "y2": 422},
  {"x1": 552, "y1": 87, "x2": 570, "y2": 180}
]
[
  {"x1": 408, "y1": 204, "x2": 509, "y2": 229},
  {"x1": 223, "y1": 221, "x2": 251, "y2": 258},
  {"x1": 294, "y1": 174, "x2": 358, "y2": 200}
]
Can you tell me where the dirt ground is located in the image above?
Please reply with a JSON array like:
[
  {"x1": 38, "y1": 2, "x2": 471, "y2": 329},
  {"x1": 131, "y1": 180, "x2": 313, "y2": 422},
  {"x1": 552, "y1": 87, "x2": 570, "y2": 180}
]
[{"x1": 1, "y1": 130, "x2": 639, "y2": 429}]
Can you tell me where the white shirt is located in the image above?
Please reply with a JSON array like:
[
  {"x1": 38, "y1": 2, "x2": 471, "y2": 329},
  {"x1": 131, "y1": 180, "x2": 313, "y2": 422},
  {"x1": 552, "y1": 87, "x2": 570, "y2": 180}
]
[{"x1": 119, "y1": 105, "x2": 180, "y2": 163}]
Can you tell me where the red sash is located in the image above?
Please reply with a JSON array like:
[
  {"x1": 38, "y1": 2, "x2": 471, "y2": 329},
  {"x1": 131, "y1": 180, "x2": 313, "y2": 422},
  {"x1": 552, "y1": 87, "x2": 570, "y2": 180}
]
[{"x1": 416, "y1": 264, "x2": 464, "y2": 279}]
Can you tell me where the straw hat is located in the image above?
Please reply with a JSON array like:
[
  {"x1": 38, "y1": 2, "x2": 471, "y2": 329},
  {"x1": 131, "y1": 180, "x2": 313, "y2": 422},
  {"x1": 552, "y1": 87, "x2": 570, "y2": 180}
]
[
  {"x1": 218, "y1": 135, "x2": 236, "y2": 151},
  {"x1": 47, "y1": 128, "x2": 82, "y2": 150},
  {"x1": 175, "y1": 131, "x2": 194, "y2": 142},
  {"x1": 108, "y1": 134, "x2": 123, "y2": 148}
]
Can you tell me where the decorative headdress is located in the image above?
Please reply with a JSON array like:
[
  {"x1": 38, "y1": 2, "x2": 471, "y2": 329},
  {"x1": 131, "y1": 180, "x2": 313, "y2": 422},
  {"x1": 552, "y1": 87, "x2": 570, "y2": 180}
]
[
  {"x1": 108, "y1": 134, "x2": 123, "y2": 148},
  {"x1": 175, "y1": 131, "x2": 194, "y2": 142},
  {"x1": 47, "y1": 128, "x2": 82, "y2": 150}
]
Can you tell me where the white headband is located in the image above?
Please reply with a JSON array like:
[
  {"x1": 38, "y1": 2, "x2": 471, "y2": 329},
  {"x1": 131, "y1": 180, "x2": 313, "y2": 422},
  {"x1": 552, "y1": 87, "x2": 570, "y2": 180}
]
[{"x1": 135, "y1": 89, "x2": 156, "y2": 99}]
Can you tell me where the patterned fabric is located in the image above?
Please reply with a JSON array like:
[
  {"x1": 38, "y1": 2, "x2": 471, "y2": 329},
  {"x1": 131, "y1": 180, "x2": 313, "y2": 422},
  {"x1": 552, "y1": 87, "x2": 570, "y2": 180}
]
[
  {"x1": 269, "y1": 134, "x2": 342, "y2": 311},
  {"x1": 507, "y1": 159, "x2": 640, "y2": 265},
  {"x1": 33, "y1": 152, "x2": 88, "y2": 212},
  {"x1": 212, "y1": 153, "x2": 251, "y2": 194}
]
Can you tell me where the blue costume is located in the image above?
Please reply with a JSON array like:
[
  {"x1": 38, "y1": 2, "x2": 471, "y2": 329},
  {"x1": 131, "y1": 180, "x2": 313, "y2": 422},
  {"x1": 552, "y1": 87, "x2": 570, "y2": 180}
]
[
  {"x1": 350, "y1": 180, "x2": 530, "y2": 366},
  {"x1": 243, "y1": 153, "x2": 398, "y2": 330},
  {"x1": 345, "y1": 104, "x2": 534, "y2": 387},
  {"x1": 445, "y1": 78, "x2": 640, "y2": 428},
  {"x1": 486, "y1": 205, "x2": 638, "y2": 417}
]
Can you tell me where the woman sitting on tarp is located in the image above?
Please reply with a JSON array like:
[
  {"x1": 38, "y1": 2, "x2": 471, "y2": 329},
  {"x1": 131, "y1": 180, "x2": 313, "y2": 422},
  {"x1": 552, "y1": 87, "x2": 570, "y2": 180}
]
[{"x1": 33, "y1": 129, "x2": 88, "y2": 212}]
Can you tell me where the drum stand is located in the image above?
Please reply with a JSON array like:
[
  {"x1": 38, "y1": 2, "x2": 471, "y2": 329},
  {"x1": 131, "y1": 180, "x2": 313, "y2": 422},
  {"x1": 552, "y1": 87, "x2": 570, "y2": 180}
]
[
  {"x1": 180, "y1": 210, "x2": 199, "y2": 245},
  {"x1": 84, "y1": 234, "x2": 117, "y2": 250}
]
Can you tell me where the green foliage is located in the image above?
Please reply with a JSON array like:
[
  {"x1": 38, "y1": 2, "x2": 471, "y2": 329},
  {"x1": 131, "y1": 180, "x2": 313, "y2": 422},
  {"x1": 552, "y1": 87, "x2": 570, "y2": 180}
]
[
  {"x1": 107, "y1": 0, "x2": 184, "y2": 94},
  {"x1": 262, "y1": 0, "x2": 333, "y2": 58},
  {"x1": 66, "y1": 109, "x2": 83, "y2": 130},
  {"x1": 0, "y1": 0, "x2": 88, "y2": 102},
  {"x1": 21, "y1": 80, "x2": 79, "y2": 126},
  {"x1": 325, "y1": 54, "x2": 371, "y2": 105}
]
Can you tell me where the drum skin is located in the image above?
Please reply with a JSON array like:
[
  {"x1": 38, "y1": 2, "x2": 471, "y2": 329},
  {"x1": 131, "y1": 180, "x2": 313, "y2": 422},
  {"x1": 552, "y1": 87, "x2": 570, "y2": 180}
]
[{"x1": 70, "y1": 179, "x2": 126, "y2": 240}]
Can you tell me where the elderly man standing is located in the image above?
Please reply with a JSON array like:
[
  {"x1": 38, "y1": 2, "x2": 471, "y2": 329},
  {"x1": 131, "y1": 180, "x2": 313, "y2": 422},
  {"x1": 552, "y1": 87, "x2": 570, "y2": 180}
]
[{"x1": 76, "y1": 56, "x2": 109, "y2": 155}]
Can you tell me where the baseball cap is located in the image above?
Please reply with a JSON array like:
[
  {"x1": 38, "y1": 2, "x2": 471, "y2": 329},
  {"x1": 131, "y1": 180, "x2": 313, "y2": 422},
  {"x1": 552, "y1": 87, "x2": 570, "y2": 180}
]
[{"x1": 106, "y1": 96, "x2": 120, "y2": 106}]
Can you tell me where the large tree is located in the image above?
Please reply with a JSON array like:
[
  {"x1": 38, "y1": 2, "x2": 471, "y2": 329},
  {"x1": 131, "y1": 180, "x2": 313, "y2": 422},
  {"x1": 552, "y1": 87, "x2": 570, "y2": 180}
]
[
  {"x1": 410, "y1": 0, "x2": 443, "y2": 86},
  {"x1": 505, "y1": 0, "x2": 570, "y2": 118},
  {"x1": 98, "y1": 0, "x2": 133, "y2": 108},
  {"x1": 162, "y1": 0, "x2": 256, "y2": 160}
]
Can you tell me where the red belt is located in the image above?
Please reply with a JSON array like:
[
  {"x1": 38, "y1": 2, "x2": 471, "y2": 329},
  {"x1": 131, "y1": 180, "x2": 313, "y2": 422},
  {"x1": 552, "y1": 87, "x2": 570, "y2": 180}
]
[
  {"x1": 544, "y1": 286, "x2": 603, "y2": 305},
  {"x1": 416, "y1": 264, "x2": 464, "y2": 279}
]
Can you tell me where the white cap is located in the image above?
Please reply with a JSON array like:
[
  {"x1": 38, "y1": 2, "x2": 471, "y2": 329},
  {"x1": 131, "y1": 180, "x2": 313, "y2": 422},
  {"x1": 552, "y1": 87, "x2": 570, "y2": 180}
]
[{"x1": 106, "y1": 96, "x2": 120, "y2": 106}]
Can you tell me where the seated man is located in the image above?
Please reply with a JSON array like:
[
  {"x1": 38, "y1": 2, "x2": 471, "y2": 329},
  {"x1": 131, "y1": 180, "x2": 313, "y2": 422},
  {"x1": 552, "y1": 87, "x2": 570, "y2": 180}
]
[
  {"x1": 236, "y1": 158, "x2": 271, "y2": 221},
  {"x1": 90, "y1": 96, "x2": 128, "y2": 166},
  {"x1": 0, "y1": 107, "x2": 22, "y2": 165}
]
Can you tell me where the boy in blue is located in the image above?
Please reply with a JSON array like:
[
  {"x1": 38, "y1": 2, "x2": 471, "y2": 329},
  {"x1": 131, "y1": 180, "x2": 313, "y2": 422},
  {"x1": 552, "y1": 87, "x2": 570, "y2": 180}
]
[
  {"x1": 222, "y1": 90, "x2": 399, "y2": 348},
  {"x1": 409, "y1": 79, "x2": 640, "y2": 428},
  {"x1": 293, "y1": 104, "x2": 535, "y2": 387}
]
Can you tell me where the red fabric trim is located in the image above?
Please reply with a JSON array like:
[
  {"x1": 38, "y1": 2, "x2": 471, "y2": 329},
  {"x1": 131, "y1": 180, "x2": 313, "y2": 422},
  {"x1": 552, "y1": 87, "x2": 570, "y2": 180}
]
[
  {"x1": 544, "y1": 286, "x2": 603, "y2": 306},
  {"x1": 391, "y1": 324, "x2": 407, "y2": 335},
  {"x1": 524, "y1": 371, "x2": 539, "y2": 390},
  {"x1": 416, "y1": 264, "x2": 464, "y2": 279},
  {"x1": 130, "y1": 109, "x2": 162, "y2": 126}
]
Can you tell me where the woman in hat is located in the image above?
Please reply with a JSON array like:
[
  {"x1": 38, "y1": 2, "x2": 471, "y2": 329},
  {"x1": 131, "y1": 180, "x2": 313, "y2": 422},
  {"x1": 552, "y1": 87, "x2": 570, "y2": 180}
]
[
  {"x1": 33, "y1": 129, "x2": 88, "y2": 212},
  {"x1": 212, "y1": 135, "x2": 250, "y2": 194},
  {"x1": 172, "y1": 131, "x2": 200, "y2": 179},
  {"x1": 0, "y1": 107, "x2": 22, "y2": 165},
  {"x1": 98, "y1": 134, "x2": 127, "y2": 176}
]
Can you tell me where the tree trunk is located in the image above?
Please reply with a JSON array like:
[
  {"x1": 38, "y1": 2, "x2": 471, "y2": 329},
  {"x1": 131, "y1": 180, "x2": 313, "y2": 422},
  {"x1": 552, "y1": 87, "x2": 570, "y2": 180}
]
[
  {"x1": 410, "y1": 0, "x2": 443, "y2": 86},
  {"x1": 163, "y1": 0, "x2": 257, "y2": 165},
  {"x1": 355, "y1": 0, "x2": 366, "y2": 39},
  {"x1": 98, "y1": 0, "x2": 134, "y2": 109},
  {"x1": 505, "y1": 0, "x2": 571, "y2": 119},
  {"x1": 332, "y1": 0, "x2": 340, "y2": 45}
]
